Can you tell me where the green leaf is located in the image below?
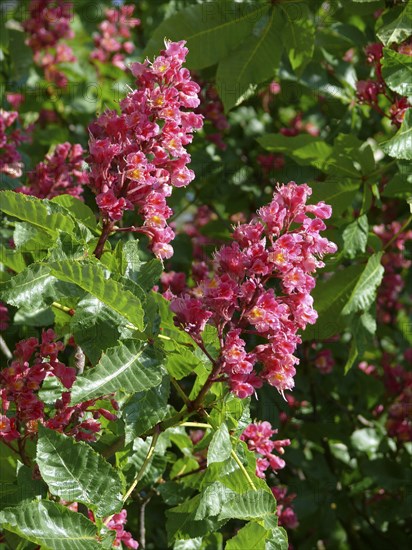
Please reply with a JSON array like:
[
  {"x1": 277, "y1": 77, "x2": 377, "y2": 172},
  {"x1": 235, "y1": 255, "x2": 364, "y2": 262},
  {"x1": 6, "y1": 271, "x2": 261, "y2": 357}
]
[
  {"x1": 70, "y1": 296, "x2": 123, "y2": 364},
  {"x1": 381, "y1": 108, "x2": 412, "y2": 160},
  {"x1": 225, "y1": 522, "x2": 268, "y2": 550},
  {"x1": 216, "y1": 8, "x2": 284, "y2": 111},
  {"x1": 0, "y1": 191, "x2": 75, "y2": 235},
  {"x1": 257, "y1": 134, "x2": 332, "y2": 167},
  {"x1": 123, "y1": 376, "x2": 170, "y2": 443},
  {"x1": 143, "y1": 1, "x2": 270, "y2": 69},
  {"x1": 51, "y1": 195, "x2": 97, "y2": 230},
  {"x1": 0, "y1": 500, "x2": 100, "y2": 549},
  {"x1": 218, "y1": 489, "x2": 277, "y2": 523},
  {"x1": 382, "y1": 48, "x2": 412, "y2": 97},
  {"x1": 281, "y1": 3, "x2": 315, "y2": 70},
  {"x1": 266, "y1": 527, "x2": 288, "y2": 550},
  {"x1": 342, "y1": 252, "x2": 384, "y2": 316},
  {"x1": 36, "y1": 427, "x2": 123, "y2": 517},
  {"x1": 0, "y1": 264, "x2": 55, "y2": 310},
  {"x1": 342, "y1": 215, "x2": 369, "y2": 259},
  {"x1": 70, "y1": 340, "x2": 164, "y2": 404},
  {"x1": 49, "y1": 259, "x2": 144, "y2": 330},
  {"x1": 302, "y1": 264, "x2": 365, "y2": 341},
  {"x1": 377, "y1": 5, "x2": 412, "y2": 46},
  {"x1": 207, "y1": 423, "x2": 232, "y2": 465},
  {"x1": 309, "y1": 179, "x2": 359, "y2": 217}
]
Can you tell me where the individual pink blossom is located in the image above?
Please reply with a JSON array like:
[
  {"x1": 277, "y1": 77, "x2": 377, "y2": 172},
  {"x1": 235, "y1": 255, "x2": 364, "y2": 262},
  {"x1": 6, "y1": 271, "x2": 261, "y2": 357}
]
[
  {"x1": 87, "y1": 40, "x2": 203, "y2": 259},
  {"x1": 241, "y1": 421, "x2": 291, "y2": 477},
  {"x1": 90, "y1": 5, "x2": 140, "y2": 71},
  {"x1": 23, "y1": 0, "x2": 76, "y2": 87},
  {"x1": 17, "y1": 142, "x2": 88, "y2": 199},
  {"x1": 314, "y1": 349, "x2": 335, "y2": 374}
]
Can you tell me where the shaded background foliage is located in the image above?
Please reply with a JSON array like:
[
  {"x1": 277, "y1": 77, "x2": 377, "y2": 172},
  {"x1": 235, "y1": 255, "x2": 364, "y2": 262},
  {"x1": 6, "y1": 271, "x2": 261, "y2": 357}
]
[{"x1": 0, "y1": 0, "x2": 412, "y2": 549}]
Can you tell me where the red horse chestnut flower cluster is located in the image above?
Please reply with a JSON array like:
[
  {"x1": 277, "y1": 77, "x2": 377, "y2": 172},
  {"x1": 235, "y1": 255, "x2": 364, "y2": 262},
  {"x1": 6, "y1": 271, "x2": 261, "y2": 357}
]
[
  {"x1": 87, "y1": 39, "x2": 203, "y2": 259},
  {"x1": 241, "y1": 421, "x2": 291, "y2": 477},
  {"x1": 171, "y1": 182, "x2": 337, "y2": 397},
  {"x1": 17, "y1": 142, "x2": 88, "y2": 200},
  {"x1": 374, "y1": 222, "x2": 412, "y2": 324},
  {"x1": 0, "y1": 330, "x2": 117, "y2": 443},
  {"x1": 90, "y1": 5, "x2": 140, "y2": 71},
  {"x1": 0, "y1": 109, "x2": 28, "y2": 179},
  {"x1": 23, "y1": 0, "x2": 76, "y2": 87},
  {"x1": 271, "y1": 486, "x2": 299, "y2": 530},
  {"x1": 356, "y1": 42, "x2": 411, "y2": 126}
]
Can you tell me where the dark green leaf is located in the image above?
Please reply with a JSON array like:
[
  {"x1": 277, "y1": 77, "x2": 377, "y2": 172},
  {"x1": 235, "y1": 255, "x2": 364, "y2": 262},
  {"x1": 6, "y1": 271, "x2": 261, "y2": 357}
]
[
  {"x1": 70, "y1": 340, "x2": 164, "y2": 404},
  {"x1": 381, "y1": 108, "x2": 412, "y2": 160},
  {"x1": 342, "y1": 215, "x2": 369, "y2": 259},
  {"x1": 36, "y1": 427, "x2": 123, "y2": 517},
  {"x1": 207, "y1": 423, "x2": 232, "y2": 465},
  {"x1": 342, "y1": 252, "x2": 384, "y2": 315},
  {"x1": 0, "y1": 500, "x2": 100, "y2": 549}
]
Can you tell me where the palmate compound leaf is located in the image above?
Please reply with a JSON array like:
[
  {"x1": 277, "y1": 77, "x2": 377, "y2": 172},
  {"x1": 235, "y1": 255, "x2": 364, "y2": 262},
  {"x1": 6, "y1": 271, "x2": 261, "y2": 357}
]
[
  {"x1": 0, "y1": 500, "x2": 101, "y2": 550},
  {"x1": 49, "y1": 259, "x2": 145, "y2": 330},
  {"x1": 70, "y1": 340, "x2": 164, "y2": 404},
  {"x1": 216, "y1": 7, "x2": 284, "y2": 112},
  {"x1": 143, "y1": 0, "x2": 270, "y2": 70},
  {"x1": 342, "y1": 252, "x2": 385, "y2": 316},
  {"x1": 36, "y1": 427, "x2": 123, "y2": 517}
]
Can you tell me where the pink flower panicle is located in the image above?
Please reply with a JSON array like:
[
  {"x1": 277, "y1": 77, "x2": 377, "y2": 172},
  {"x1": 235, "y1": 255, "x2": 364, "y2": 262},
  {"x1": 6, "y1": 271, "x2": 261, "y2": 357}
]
[
  {"x1": 17, "y1": 142, "x2": 88, "y2": 200},
  {"x1": 0, "y1": 302, "x2": 10, "y2": 332},
  {"x1": 356, "y1": 42, "x2": 411, "y2": 126},
  {"x1": 23, "y1": 0, "x2": 76, "y2": 87},
  {"x1": 374, "y1": 222, "x2": 412, "y2": 324},
  {"x1": 0, "y1": 330, "x2": 117, "y2": 443},
  {"x1": 87, "y1": 39, "x2": 203, "y2": 259},
  {"x1": 0, "y1": 109, "x2": 27, "y2": 179},
  {"x1": 170, "y1": 182, "x2": 337, "y2": 397},
  {"x1": 240, "y1": 421, "x2": 291, "y2": 477},
  {"x1": 271, "y1": 486, "x2": 299, "y2": 530},
  {"x1": 90, "y1": 5, "x2": 140, "y2": 71},
  {"x1": 106, "y1": 509, "x2": 139, "y2": 549}
]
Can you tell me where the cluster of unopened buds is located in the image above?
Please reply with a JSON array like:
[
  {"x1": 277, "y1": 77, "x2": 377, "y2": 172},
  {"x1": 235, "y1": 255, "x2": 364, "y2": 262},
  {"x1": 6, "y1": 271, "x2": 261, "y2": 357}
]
[
  {"x1": 23, "y1": 0, "x2": 76, "y2": 88},
  {"x1": 17, "y1": 142, "x2": 88, "y2": 200},
  {"x1": 87, "y1": 39, "x2": 203, "y2": 259},
  {"x1": 0, "y1": 330, "x2": 117, "y2": 444},
  {"x1": 241, "y1": 421, "x2": 291, "y2": 477},
  {"x1": 356, "y1": 42, "x2": 411, "y2": 126},
  {"x1": 0, "y1": 109, "x2": 30, "y2": 179},
  {"x1": 90, "y1": 4, "x2": 140, "y2": 72},
  {"x1": 170, "y1": 182, "x2": 337, "y2": 397}
]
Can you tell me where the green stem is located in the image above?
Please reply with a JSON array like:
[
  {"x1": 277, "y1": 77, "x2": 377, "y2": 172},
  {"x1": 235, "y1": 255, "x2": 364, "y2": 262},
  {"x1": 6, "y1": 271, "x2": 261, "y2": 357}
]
[
  {"x1": 180, "y1": 422, "x2": 211, "y2": 429},
  {"x1": 51, "y1": 302, "x2": 74, "y2": 316},
  {"x1": 384, "y1": 215, "x2": 412, "y2": 250},
  {"x1": 230, "y1": 448, "x2": 256, "y2": 491},
  {"x1": 171, "y1": 378, "x2": 191, "y2": 407},
  {"x1": 123, "y1": 428, "x2": 160, "y2": 503}
]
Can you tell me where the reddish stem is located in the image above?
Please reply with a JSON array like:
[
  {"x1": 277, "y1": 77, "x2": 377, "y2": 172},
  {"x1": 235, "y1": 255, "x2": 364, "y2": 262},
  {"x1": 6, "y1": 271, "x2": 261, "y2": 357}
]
[{"x1": 93, "y1": 220, "x2": 115, "y2": 259}]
